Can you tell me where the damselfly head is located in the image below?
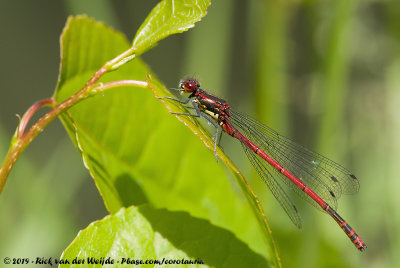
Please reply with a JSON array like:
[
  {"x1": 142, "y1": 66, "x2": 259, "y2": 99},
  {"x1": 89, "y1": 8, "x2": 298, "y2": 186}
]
[{"x1": 179, "y1": 78, "x2": 200, "y2": 93}]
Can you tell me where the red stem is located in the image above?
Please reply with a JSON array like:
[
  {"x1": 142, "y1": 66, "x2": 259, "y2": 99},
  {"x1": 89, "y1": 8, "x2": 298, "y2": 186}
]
[{"x1": 18, "y1": 98, "x2": 57, "y2": 138}]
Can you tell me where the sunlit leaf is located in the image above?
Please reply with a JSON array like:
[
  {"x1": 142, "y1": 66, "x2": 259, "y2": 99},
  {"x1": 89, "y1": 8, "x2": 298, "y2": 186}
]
[
  {"x1": 53, "y1": 15, "x2": 276, "y2": 265},
  {"x1": 60, "y1": 206, "x2": 269, "y2": 268},
  {"x1": 132, "y1": 0, "x2": 211, "y2": 55},
  {"x1": 55, "y1": 15, "x2": 130, "y2": 93}
]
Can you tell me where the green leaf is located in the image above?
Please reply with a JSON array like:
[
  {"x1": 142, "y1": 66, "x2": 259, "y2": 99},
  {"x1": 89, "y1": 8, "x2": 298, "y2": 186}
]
[
  {"x1": 54, "y1": 15, "x2": 279, "y2": 267},
  {"x1": 60, "y1": 206, "x2": 269, "y2": 268},
  {"x1": 55, "y1": 15, "x2": 129, "y2": 94},
  {"x1": 132, "y1": 0, "x2": 211, "y2": 55},
  {"x1": 147, "y1": 76, "x2": 281, "y2": 268}
]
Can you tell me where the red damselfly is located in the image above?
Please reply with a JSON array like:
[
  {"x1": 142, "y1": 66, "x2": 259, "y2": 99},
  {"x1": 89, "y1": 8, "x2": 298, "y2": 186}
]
[{"x1": 161, "y1": 78, "x2": 366, "y2": 251}]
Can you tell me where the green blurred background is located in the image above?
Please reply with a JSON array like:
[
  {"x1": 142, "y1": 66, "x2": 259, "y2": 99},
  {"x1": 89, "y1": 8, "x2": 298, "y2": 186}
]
[{"x1": 0, "y1": 0, "x2": 398, "y2": 267}]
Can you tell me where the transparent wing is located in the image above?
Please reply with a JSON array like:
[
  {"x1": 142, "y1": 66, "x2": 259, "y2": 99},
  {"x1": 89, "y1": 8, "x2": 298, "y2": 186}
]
[
  {"x1": 241, "y1": 142, "x2": 302, "y2": 228},
  {"x1": 229, "y1": 109, "x2": 359, "y2": 211}
]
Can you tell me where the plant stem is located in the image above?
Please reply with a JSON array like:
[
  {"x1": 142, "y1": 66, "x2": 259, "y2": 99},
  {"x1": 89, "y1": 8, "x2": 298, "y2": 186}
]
[
  {"x1": 18, "y1": 98, "x2": 57, "y2": 138},
  {"x1": 0, "y1": 46, "x2": 143, "y2": 194},
  {"x1": 90, "y1": 80, "x2": 148, "y2": 95}
]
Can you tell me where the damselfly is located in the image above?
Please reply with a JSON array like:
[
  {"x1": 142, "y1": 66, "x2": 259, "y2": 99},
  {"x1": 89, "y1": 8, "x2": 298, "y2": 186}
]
[{"x1": 161, "y1": 78, "x2": 366, "y2": 251}]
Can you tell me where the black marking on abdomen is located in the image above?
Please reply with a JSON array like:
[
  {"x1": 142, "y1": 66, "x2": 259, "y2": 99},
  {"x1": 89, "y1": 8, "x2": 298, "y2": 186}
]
[{"x1": 230, "y1": 129, "x2": 238, "y2": 137}]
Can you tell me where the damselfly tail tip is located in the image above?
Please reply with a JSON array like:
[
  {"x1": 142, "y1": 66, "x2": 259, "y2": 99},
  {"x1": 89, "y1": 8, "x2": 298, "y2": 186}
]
[
  {"x1": 359, "y1": 244, "x2": 367, "y2": 252},
  {"x1": 356, "y1": 238, "x2": 367, "y2": 252}
]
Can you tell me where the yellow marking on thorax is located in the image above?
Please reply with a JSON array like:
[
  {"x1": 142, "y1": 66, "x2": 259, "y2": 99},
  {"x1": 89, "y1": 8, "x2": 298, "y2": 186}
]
[{"x1": 204, "y1": 110, "x2": 219, "y2": 120}]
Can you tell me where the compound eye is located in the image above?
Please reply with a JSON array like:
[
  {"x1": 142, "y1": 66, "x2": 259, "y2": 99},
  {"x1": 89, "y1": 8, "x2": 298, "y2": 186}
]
[
  {"x1": 187, "y1": 82, "x2": 195, "y2": 91},
  {"x1": 183, "y1": 79, "x2": 198, "y2": 93}
]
